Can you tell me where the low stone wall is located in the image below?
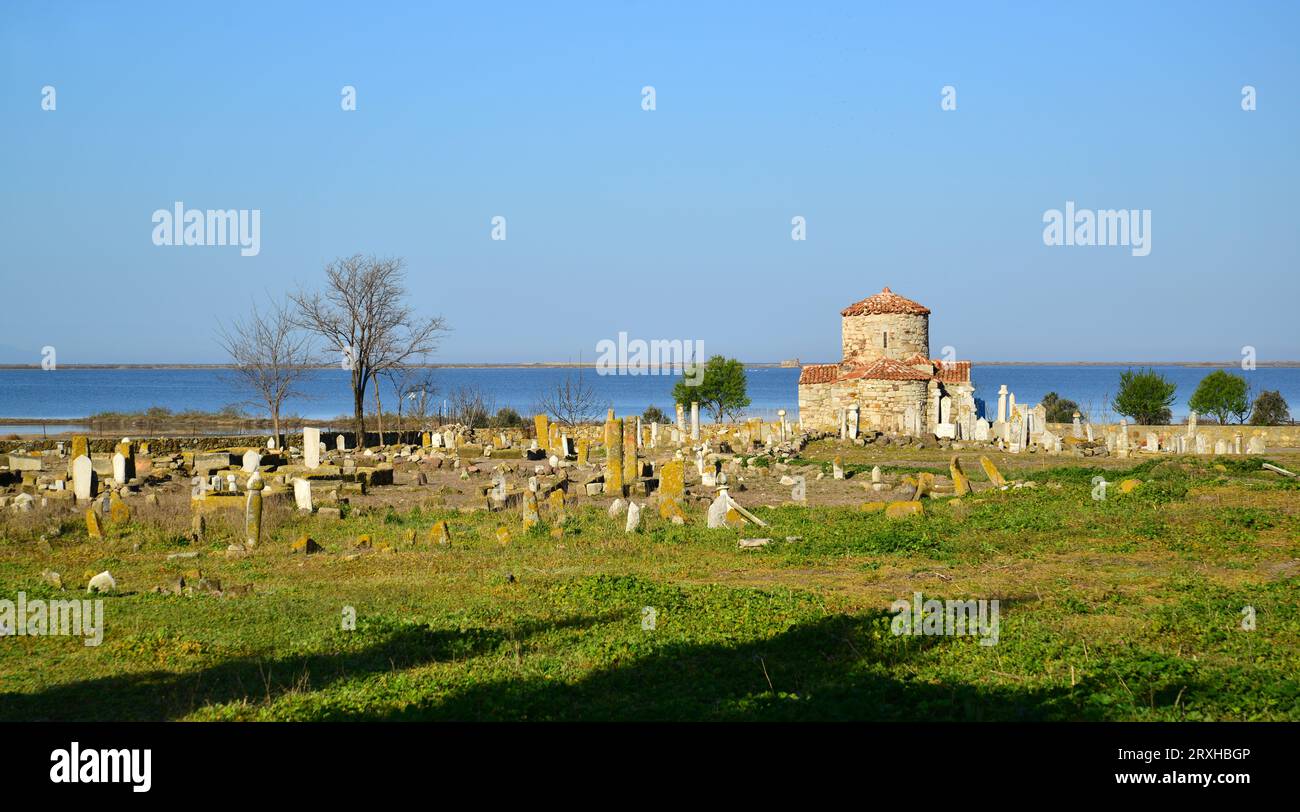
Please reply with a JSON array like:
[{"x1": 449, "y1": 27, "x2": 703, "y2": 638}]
[{"x1": 1047, "y1": 422, "x2": 1300, "y2": 449}]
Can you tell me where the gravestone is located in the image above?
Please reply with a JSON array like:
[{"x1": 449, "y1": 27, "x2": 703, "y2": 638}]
[
  {"x1": 242, "y1": 450, "x2": 262, "y2": 472},
  {"x1": 292, "y1": 478, "x2": 313, "y2": 511},
  {"x1": 72, "y1": 455, "x2": 94, "y2": 501},
  {"x1": 303, "y1": 428, "x2": 322, "y2": 469}
]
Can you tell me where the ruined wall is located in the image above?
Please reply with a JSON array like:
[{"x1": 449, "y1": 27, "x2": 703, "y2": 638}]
[{"x1": 841, "y1": 312, "x2": 929, "y2": 364}]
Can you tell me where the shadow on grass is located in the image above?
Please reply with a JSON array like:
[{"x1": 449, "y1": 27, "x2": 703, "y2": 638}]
[
  {"x1": 4, "y1": 607, "x2": 1121, "y2": 721},
  {"x1": 349, "y1": 609, "x2": 1099, "y2": 721},
  {"x1": 0, "y1": 613, "x2": 614, "y2": 721}
]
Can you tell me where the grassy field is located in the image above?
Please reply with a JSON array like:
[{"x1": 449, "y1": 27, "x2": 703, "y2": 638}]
[{"x1": 1, "y1": 445, "x2": 1297, "y2": 721}]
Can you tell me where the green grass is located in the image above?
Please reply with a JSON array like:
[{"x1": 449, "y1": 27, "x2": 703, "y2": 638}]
[{"x1": 1, "y1": 450, "x2": 1297, "y2": 721}]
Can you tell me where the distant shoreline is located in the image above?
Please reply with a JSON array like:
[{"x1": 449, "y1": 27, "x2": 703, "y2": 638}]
[{"x1": 2, "y1": 361, "x2": 1299, "y2": 370}]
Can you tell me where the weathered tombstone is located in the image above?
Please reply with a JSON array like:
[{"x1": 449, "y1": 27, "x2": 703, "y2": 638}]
[
  {"x1": 622, "y1": 420, "x2": 639, "y2": 488},
  {"x1": 832, "y1": 456, "x2": 844, "y2": 480},
  {"x1": 690, "y1": 402, "x2": 700, "y2": 441},
  {"x1": 337, "y1": 435, "x2": 347, "y2": 451},
  {"x1": 973, "y1": 418, "x2": 991, "y2": 442},
  {"x1": 72, "y1": 455, "x2": 94, "y2": 501},
  {"x1": 1247, "y1": 434, "x2": 1266, "y2": 454},
  {"x1": 522, "y1": 489, "x2": 539, "y2": 529},
  {"x1": 1071, "y1": 411, "x2": 1083, "y2": 438},
  {"x1": 624, "y1": 501, "x2": 642, "y2": 533},
  {"x1": 292, "y1": 478, "x2": 313, "y2": 511},
  {"x1": 979, "y1": 456, "x2": 1008, "y2": 488},
  {"x1": 534, "y1": 414, "x2": 549, "y2": 451},
  {"x1": 996, "y1": 385, "x2": 1008, "y2": 423},
  {"x1": 242, "y1": 450, "x2": 262, "y2": 472},
  {"x1": 660, "y1": 460, "x2": 684, "y2": 500},
  {"x1": 112, "y1": 452, "x2": 128, "y2": 486},
  {"x1": 706, "y1": 490, "x2": 730, "y2": 529},
  {"x1": 605, "y1": 419, "x2": 624, "y2": 495},
  {"x1": 303, "y1": 428, "x2": 322, "y2": 469},
  {"x1": 950, "y1": 457, "x2": 972, "y2": 496}
]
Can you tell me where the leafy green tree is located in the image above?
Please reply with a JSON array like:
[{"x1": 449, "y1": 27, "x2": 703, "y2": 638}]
[
  {"x1": 488, "y1": 407, "x2": 525, "y2": 428},
  {"x1": 1112, "y1": 368, "x2": 1176, "y2": 425},
  {"x1": 673, "y1": 355, "x2": 750, "y2": 421},
  {"x1": 642, "y1": 405, "x2": 667, "y2": 424},
  {"x1": 1249, "y1": 390, "x2": 1291, "y2": 425},
  {"x1": 1187, "y1": 370, "x2": 1250, "y2": 424},
  {"x1": 1041, "y1": 392, "x2": 1081, "y2": 424}
]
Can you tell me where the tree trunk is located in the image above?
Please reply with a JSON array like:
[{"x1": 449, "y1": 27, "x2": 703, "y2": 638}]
[
  {"x1": 373, "y1": 372, "x2": 384, "y2": 447},
  {"x1": 272, "y1": 408, "x2": 281, "y2": 451},
  {"x1": 353, "y1": 387, "x2": 366, "y2": 450}
]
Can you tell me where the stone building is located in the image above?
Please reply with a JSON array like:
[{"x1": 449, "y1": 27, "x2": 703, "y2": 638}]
[{"x1": 798, "y1": 287, "x2": 976, "y2": 437}]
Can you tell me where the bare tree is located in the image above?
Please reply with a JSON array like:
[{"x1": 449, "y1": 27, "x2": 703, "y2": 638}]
[
  {"x1": 447, "y1": 385, "x2": 493, "y2": 428},
  {"x1": 291, "y1": 255, "x2": 448, "y2": 449},
  {"x1": 536, "y1": 369, "x2": 601, "y2": 427},
  {"x1": 217, "y1": 297, "x2": 314, "y2": 450},
  {"x1": 383, "y1": 366, "x2": 437, "y2": 438}
]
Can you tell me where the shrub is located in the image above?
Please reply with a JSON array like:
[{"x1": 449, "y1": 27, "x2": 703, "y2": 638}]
[
  {"x1": 1249, "y1": 390, "x2": 1291, "y2": 425},
  {"x1": 1041, "y1": 392, "x2": 1081, "y2": 423},
  {"x1": 1112, "y1": 368, "x2": 1176, "y2": 425}
]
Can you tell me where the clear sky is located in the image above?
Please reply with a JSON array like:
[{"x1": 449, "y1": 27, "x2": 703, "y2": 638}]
[{"x1": 2, "y1": 1, "x2": 1297, "y2": 364}]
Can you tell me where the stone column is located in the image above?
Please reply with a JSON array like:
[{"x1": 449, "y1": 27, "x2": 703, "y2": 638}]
[
  {"x1": 676, "y1": 402, "x2": 686, "y2": 436},
  {"x1": 997, "y1": 385, "x2": 1008, "y2": 423},
  {"x1": 244, "y1": 475, "x2": 264, "y2": 548},
  {"x1": 690, "y1": 402, "x2": 700, "y2": 441},
  {"x1": 1071, "y1": 411, "x2": 1082, "y2": 438}
]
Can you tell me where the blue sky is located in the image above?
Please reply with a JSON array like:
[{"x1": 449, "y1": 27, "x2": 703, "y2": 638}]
[{"x1": 2, "y1": 1, "x2": 1297, "y2": 364}]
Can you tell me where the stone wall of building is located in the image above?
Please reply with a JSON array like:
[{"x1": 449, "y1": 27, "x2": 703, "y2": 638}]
[
  {"x1": 842, "y1": 312, "x2": 929, "y2": 365},
  {"x1": 799, "y1": 378, "x2": 929, "y2": 432}
]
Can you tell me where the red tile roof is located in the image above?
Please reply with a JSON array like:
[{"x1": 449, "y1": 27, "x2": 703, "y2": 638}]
[
  {"x1": 842, "y1": 357, "x2": 934, "y2": 381},
  {"x1": 799, "y1": 357, "x2": 972, "y2": 385},
  {"x1": 798, "y1": 363, "x2": 840, "y2": 385},
  {"x1": 934, "y1": 360, "x2": 971, "y2": 384},
  {"x1": 840, "y1": 287, "x2": 931, "y2": 317}
]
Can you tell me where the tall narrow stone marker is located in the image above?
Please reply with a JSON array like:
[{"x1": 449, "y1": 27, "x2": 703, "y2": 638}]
[{"x1": 303, "y1": 427, "x2": 321, "y2": 469}]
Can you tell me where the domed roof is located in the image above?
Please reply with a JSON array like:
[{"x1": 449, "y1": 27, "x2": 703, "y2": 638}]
[{"x1": 840, "y1": 287, "x2": 931, "y2": 317}]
